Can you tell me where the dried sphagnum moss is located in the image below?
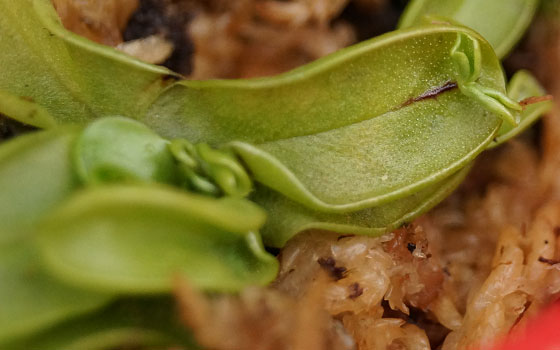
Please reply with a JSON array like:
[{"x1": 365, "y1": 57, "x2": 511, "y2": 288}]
[{"x1": 51, "y1": 0, "x2": 139, "y2": 46}]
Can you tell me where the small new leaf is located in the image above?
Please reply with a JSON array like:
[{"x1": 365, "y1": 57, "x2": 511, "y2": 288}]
[
  {"x1": 451, "y1": 33, "x2": 521, "y2": 126},
  {"x1": 489, "y1": 70, "x2": 553, "y2": 148}
]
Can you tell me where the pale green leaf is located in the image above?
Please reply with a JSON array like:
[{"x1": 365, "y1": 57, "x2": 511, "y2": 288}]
[
  {"x1": 398, "y1": 0, "x2": 539, "y2": 58},
  {"x1": 38, "y1": 185, "x2": 278, "y2": 293},
  {"x1": 1, "y1": 298, "x2": 197, "y2": 350},
  {"x1": 0, "y1": 0, "x2": 177, "y2": 125},
  {"x1": 145, "y1": 25, "x2": 513, "y2": 213},
  {"x1": 0, "y1": 240, "x2": 111, "y2": 344},
  {"x1": 254, "y1": 165, "x2": 470, "y2": 247},
  {"x1": 73, "y1": 117, "x2": 178, "y2": 185},
  {"x1": 0, "y1": 127, "x2": 79, "y2": 243}
]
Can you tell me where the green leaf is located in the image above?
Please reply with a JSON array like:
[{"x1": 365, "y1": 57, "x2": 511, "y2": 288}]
[
  {"x1": 2, "y1": 298, "x2": 197, "y2": 350},
  {"x1": 38, "y1": 185, "x2": 278, "y2": 294},
  {"x1": 0, "y1": 0, "x2": 177, "y2": 125},
  {"x1": 0, "y1": 240, "x2": 111, "y2": 344},
  {"x1": 73, "y1": 117, "x2": 178, "y2": 185},
  {"x1": 0, "y1": 125, "x2": 112, "y2": 345},
  {"x1": 255, "y1": 165, "x2": 471, "y2": 247},
  {"x1": 0, "y1": 127, "x2": 79, "y2": 243},
  {"x1": 0, "y1": 89, "x2": 56, "y2": 128},
  {"x1": 74, "y1": 117, "x2": 254, "y2": 197},
  {"x1": 489, "y1": 70, "x2": 553, "y2": 148},
  {"x1": 450, "y1": 33, "x2": 521, "y2": 126},
  {"x1": 145, "y1": 25, "x2": 512, "y2": 213},
  {"x1": 398, "y1": 0, "x2": 539, "y2": 58}
]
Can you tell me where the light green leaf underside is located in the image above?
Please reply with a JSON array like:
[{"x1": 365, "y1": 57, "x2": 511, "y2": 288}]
[
  {"x1": 0, "y1": 127, "x2": 79, "y2": 244},
  {"x1": 489, "y1": 70, "x2": 552, "y2": 148},
  {"x1": 0, "y1": 127, "x2": 112, "y2": 344},
  {"x1": 0, "y1": 0, "x2": 176, "y2": 125},
  {"x1": 0, "y1": 240, "x2": 112, "y2": 345},
  {"x1": 0, "y1": 90, "x2": 56, "y2": 128},
  {"x1": 145, "y1": 25, "x2": 504, "y2": 145},
  {"x1": 2, "y1": 298, "x2": 197, "y2": 350},
  {"x1": 398, "y1": 0, "x2": 539, "y2": 58},
  {"x1": 230, "y1": 93, "x2": 496, "y2": 213},
  {"x1": 147, "y1": 25, "x2": 506, "y2": 212},
  {"x1": 255, "y1": 165, "x2": 470, "y2": 247},
  {"x1": 38, "y1": 185, "x2": 278, "y2": 294}
]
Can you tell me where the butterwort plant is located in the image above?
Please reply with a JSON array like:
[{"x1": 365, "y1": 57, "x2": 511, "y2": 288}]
[{"x1": 0, "y1": 0, "x2": 552, "y2": 348}]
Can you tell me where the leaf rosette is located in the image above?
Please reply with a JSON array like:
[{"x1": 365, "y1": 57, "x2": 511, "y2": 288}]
[{"x1": 0, "y1": 0, "x2": 554, "y2": 347}]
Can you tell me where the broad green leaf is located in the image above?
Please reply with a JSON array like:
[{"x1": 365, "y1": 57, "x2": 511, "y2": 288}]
[
  {"x1": 0, "y1": 240, "x2": 111, "y2": 344},
  {"x1": 0, "y1": 89, "x2": 56, "y2": 128},
  {"x1": 398, "y1": 0, "x2": 539, "y2": 58},
  {"x1": 144, "y1": 25, "x2": 514, "y2": 213},
  {"x1": 73, "y1": 117, "x2": 178, "y2": 185},
  {"x1": 489, "y1": 70, "x2": 553, "y2": 148},
  {"x1": 255, "y1": 166, "x2": 470, "y2": 247},
  {"x1": 2, "y1": 298, "x2": 197, "y2": 350},
  {"x1": 0, "y1": 0, "x2": 177, "y2": 125},
  {"x1": 38, "y1": 185, "x2": 278, "y2": 294},
  {"x1": 0, "y1": 127, "x2": 79, "y2": 243},
  {"x1": 0, "y1": 127, "x2": 108, "y2": 344}
]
